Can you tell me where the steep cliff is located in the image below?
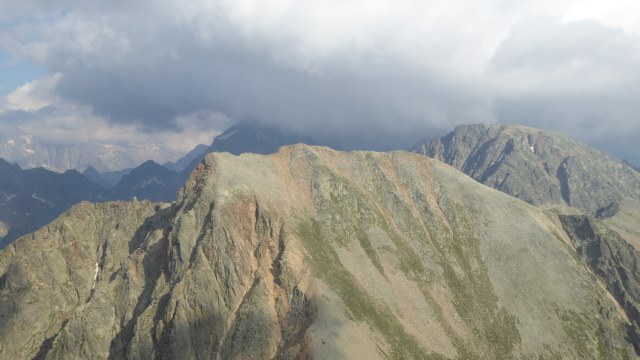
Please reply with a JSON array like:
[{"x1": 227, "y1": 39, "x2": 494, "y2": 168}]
[
  {"x1": 0, "y1": 145, "x2": 636, "y2": 359},
  {"x1": 559, "y1": 214, "x2": 640, "y2": 354}
]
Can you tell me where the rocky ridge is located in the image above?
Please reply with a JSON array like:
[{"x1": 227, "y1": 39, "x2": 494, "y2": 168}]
[
  {"x1": 558, "y1": 214, "x2": 640, "y2": 353},
  {"x1": 0, "y1": 145, "x2": 636, "y2": 359},
  {"x1": 414, "y1": 124, "x2": 640, "y2": 216}
]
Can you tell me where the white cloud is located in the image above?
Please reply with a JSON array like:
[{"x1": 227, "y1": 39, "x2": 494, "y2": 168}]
[
  {"x1": 0, "y1": 74, "x2": 216, "y2": 156},
  {"x1": 1, "y1": 74, "x2": 60, "y2": 112}
]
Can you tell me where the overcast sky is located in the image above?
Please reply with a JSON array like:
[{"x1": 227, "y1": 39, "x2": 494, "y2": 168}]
[{"x1": 0, "y1": 0, "x2": 639, "y2": 163}]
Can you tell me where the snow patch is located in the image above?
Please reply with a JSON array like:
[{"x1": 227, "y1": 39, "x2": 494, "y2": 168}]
[
  {"x1": 134, "y1": 177, "x2": 161, "y2": 189},
  {"x1": 92, "y1": 262, "x2": 100, "y2": 290},
  {"x1": 0, "y1": 192, "x2": 18, "y2": 205},
  {"x1": 6, "y1": 140, "x2": 15, "y2": 146},
  {"x1": 529, "y1": 146, "x2": 535, "y2": 153},
  {"x1": 31, "y1": 193, "x2": 53, "y2": 207}
]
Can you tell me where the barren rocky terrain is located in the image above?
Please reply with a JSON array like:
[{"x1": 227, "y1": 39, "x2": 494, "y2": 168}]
[
  {"x1": 414, "y1": 124, "x2": 640, "y2": 216},
  {"x1": 0, "y1": 145, "x2": 636, "y2": 359}
]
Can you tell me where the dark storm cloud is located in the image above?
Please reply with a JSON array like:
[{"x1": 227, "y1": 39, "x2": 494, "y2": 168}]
[
  {"x1": 46, "y1": 23, "x2": 488, "y2": 149},
  {"x1": 1, "y1": 0, "x2": 497, "y2": 149},
  {"x1": 1, "y1": 1, "x2": 639, "y2": 161}
]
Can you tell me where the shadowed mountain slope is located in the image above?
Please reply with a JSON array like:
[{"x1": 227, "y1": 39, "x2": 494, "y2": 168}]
[
  {"x1": 163, "y1": 144, "x2": 208, "y2": 172},
  {"x1": 109, "y1": 160, "x2": 183, "y2": 202},
  {"x1": 0, "y1": 145, "x2": 636, "y2": 359},
  {"x1": 602, "y1": 198, "x2": 640, "y2": 251},
  {"x1": 0, "y1": 158, "x2": 106, "y2": 248},
  {"x1": 414, "y1": 124, "x2": 640, "y2": 216}
]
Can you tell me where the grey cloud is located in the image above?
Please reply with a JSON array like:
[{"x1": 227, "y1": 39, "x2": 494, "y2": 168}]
[
  {"x1": 28, "y1": 8, "x2": 489, "y2": 150},
  {"x1": 491, "y1": 17, "x2": 640, "y2": 163},
  {"x1": 1, "y1": 3, "x2": 639, "y2": 162},
  {"x1": 491, "y1": 18, "x2": 640, "y2": 72},
  {"x1": 0, "y1": 109, "x2": 36, "y2": 123}
]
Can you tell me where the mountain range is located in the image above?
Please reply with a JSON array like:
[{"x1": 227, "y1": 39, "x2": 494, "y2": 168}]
[
  {"x1": 1, "y1": 122, "x2": 640, "y2": 358},
  {"x1": 0, "y1": 158, "x2": 185, "y2": 248},
  {"x1": 109, "y1": 161, "x2": 185, "y2": 202},
  {"x1": 0, "y1": 121, "x2": 321, "y2": 248},
  {"x1": 1, "y1": 145, "x2": 637, "y2": 358},
  {"x1": 82, "y1": 166, "x2": 132, "y2": 190},
  {"x1": 0, "y1": 158, "x2": 106, "y2": 248},
  {"x1": 0, "y1": 132, "x2": 182, "y2": 172}
]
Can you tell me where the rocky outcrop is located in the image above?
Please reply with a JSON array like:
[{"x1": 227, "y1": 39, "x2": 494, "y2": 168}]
[
  {"x1": 414, "y1": 124, "x2": 640, "y2": 216},
  {"x1": 0, "y1": 146, "x2": 636, "y2": 359},
  {"x1": 601, "y1": 198, "x2": 640, "y2": 251},
  {"x1": 559, "y1": 214, "x2": 640, "y2": 353}
]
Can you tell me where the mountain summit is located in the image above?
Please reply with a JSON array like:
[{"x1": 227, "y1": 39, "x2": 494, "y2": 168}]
[
  {"x1": 205, "y1": 121, "x2": 316, "y2": 155},
  {"x1": 181, "y1": 121, "x2": 317, "y2": 176},
  {"x1": 414, "y1": 124, "x2": 640, "y2": 216},
  {"x1": 0, "y1": 145, "x2": 635, "y2": 358}
]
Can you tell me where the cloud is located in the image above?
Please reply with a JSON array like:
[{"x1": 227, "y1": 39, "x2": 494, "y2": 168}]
[
  {"x1": 0, "y1": 75, "x2": 223, "y2": 155},
  {"x1": 490, "y1": 17, "x2": 640, "y2": 163},
  {"x1": 0, "y1": 1, "x2": 639, "y2": 160}
]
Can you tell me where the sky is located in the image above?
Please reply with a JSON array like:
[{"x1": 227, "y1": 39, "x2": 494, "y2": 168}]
[{"x1": 0, "y1": 0, "x2": 639, "y2": 163}]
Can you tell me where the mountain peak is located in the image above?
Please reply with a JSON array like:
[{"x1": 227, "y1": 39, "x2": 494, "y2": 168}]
[
  {"x1": 415, "y1": 124, "x2": 640, "y2": 215},
  {"x1": 206, "y1": 121, "x2": 317, "y2": 156},
  {"x1": 2, "y1": 145, "x2": 636, "y2": 358},
  {"x1": 180, "y1": 121, "x2": 318, "y2": 176}
]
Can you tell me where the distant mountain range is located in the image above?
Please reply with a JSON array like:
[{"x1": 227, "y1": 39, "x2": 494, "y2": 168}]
[
  {"x1": 0, "y1": 121, "x2": 318, "y2": 247},
  {"x1": 0, "y1": 157, "x2": 106, "y2": 248},
  {"x1": 82, "y1": 166, "x2": 131, "y2": 190},
  {"x1": 110, "y1": 160, "x2": 184, "y2": 202},
  {"x1": 0, "y1": 158, "x2": 179, "y2": 248},
  {"x1": 0, "y1": 132, "x2": 182, "y2": 172}
]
